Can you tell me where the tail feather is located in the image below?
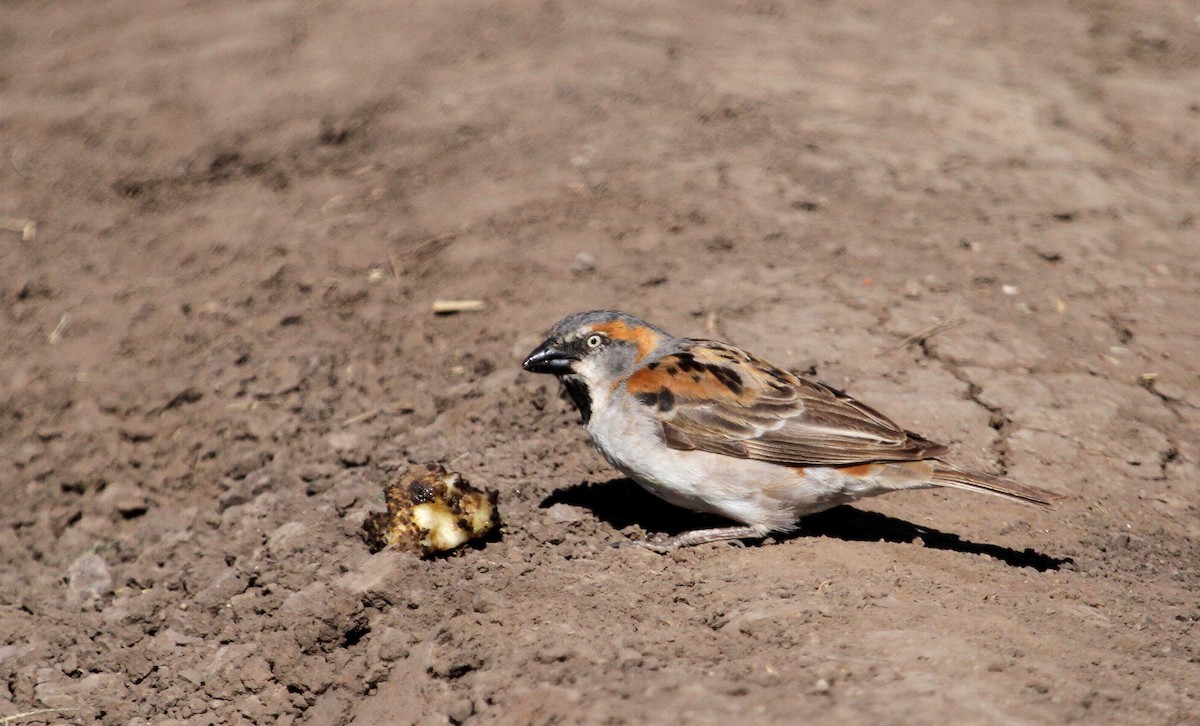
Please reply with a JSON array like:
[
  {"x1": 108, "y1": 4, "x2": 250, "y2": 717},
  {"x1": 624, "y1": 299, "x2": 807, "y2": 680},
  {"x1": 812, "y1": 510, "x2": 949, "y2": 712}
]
[{"x1": 931, "y1": 466, "x2": 1063, "y2": 508}]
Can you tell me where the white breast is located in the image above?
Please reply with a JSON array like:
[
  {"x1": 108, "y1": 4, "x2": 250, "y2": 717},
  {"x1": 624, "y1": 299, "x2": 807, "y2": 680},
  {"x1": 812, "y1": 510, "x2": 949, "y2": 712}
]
[
  {"x1": 581, "y1": 381, "x2": 942, "y2": 534},
  {"x1": 584, "y1": 393, "x2": 811, "y2": 532}
]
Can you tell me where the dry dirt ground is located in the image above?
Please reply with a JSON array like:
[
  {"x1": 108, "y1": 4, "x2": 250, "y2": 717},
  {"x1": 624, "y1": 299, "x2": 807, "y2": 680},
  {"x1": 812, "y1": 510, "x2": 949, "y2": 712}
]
[{"x1": 2, "y1": 1, "x2": 1200, "y2": 724}]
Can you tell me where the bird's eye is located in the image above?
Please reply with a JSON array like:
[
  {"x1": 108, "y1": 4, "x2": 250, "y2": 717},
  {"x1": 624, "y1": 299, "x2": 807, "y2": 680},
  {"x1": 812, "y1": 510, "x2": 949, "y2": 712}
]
[{"x1": 585, "y1": 334, "x2": 603, "y2": 349}]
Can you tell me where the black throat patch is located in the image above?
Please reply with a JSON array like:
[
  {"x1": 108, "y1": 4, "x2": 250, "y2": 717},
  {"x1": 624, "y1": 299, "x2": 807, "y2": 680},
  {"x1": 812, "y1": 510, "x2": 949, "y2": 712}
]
[{"x1": 560, "y1": 376, "x2": 592, "y2": 423}]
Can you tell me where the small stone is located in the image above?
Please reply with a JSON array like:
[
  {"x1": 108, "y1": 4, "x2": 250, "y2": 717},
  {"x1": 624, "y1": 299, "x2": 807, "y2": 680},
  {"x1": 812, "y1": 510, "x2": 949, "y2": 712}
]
[
  {"x1": 100, "y1": 482, "x2": 150, "y2": 518},
  {"x1": 471, "y1": 591, "x2": 503, "y2": 614},
  {"x1": 368, "y1": 627, "x2": 410, "y2": 663},
  {"x1": 705, "y1": 236, "x2": 735, "y2": 251},
  {"x1": 617, "y1": 648, "x2": 643, "y2": 667},
  {"x1": 569, "y1": 252, "x2": 596, "y2": 274},
  {"x1": 922, "y1": 274, "x2": 951, "y2": 292},
  {"x1": 267, "y1": 522, "x2": 311, "y2": 558},
  {"x1": 278, "y1": 583, "x2": 366, "y2": 654},
  {"x1": 34, "y1": 676, "x2": 76, "y2": 709},
  {"x1": 1149, "y1": 377, "x2": 1187, "y2": 402},
  {"x1": 326, "y1": 433, "x2": 358, "y2": 453},
  {"x1": 13, "y1": 440, "x2": 41, "y2": 467},
  {"x1": 179, "y1": 669, "x2": 204, "y2": 687},
  {"x1": 812, "y1": 678, "x2": 831, "y2": 694},
  {"x1": 1033, "y1": 246, "x2": 1064, "y2": 262},
  {"x1": 252, "y1": 360, "x2": 304, "y2": 397},
  {"x1": 447, "y1": 697, "x2": 474, "y2": 724},
  {"x1": 299, "y1": 462, "x2": 337, "y2": 483},
  {"x1": 239, "y1": 655, "x2": 274, "y2": 692},
  {"x1": 237, "y1": 694, "x2": 270, "y2": 721},
  {"x1": 67, "y1": 552, "x2": 112, "y2": 605},
  {"x1": 544, "y1": 502, "x2": 586, "y2": 524},
  {"x1": 1026, "y1": 678, "x2": 1051, "y2": 694},
  {"x1": 328, "y1": 432, "x2": 369, "y2": 466},
  {"x1": 1107, "y1": 532, "x2": 1132, "y2": 551},
  {"x1": 219, "y1": 472, "x2": 275, "y2": 511},
  {"x1": 118, "y1": 422, "x2": 156, "y2": 443},
  {"x1": 162, "y1": 386, "x2": 204, "y2": 410},
  {"x1": 223, "y1": 450, "x2": 272, "y2": 480},
  {"x1": 335, "y1": 549, "x2": 405, "y2": 601},
  {"x1": 192, "y1": 568, "x2": 246, "y2": 609},
  {"x1": 35, "y1": 426, "x2": 63, "y2": 441},
  {"x1": 76, "y1": 672, "x2": 127, "y2": 700},
  {"x1": 534, "y1": 643, "x2": 572, "y2": 664}
]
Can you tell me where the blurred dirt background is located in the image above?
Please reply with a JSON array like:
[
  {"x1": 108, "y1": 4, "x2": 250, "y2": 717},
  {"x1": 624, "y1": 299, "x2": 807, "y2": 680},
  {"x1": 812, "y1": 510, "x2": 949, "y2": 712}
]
[{"x1": 2, "y1": 1, "x2": 1199, "y2": 724}]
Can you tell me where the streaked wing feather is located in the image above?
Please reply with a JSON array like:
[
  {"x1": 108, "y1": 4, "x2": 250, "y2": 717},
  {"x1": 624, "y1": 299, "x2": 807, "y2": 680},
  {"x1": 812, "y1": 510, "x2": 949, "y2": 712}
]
[{"x1": 635, "y1": 341, "x2": 947, "y2": 466}]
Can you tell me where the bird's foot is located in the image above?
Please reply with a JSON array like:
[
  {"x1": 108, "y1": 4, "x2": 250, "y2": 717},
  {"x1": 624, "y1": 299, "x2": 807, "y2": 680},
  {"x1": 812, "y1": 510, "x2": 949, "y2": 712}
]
[{"x1": 623, "y1": 526, "x2": 766, "y2": 553}]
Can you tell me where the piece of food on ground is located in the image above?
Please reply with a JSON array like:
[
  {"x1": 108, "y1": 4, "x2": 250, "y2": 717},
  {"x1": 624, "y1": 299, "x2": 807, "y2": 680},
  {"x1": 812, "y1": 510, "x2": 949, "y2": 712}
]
[{"x1": 361, "y1": 462, "x2": 499, "y2": 556}]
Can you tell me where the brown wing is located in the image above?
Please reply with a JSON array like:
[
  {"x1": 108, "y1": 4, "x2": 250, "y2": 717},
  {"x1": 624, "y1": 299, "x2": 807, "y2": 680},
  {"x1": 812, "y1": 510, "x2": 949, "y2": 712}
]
[{"x1": 624, "y1": 341, "x2": 948, "y2": 466}]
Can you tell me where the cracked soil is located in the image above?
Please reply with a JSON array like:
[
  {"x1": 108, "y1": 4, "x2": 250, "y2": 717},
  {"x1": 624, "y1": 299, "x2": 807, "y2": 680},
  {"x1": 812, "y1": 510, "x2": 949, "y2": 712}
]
[{"x1": 2, "y1": 1, "x2": 1199, "y2": 724}]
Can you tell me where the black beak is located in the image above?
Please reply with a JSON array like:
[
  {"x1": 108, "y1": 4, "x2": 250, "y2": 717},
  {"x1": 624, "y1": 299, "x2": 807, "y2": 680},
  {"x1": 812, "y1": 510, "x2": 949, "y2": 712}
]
[{"x1": 522, "y1": 339, "x2": 576, "y2": 374}]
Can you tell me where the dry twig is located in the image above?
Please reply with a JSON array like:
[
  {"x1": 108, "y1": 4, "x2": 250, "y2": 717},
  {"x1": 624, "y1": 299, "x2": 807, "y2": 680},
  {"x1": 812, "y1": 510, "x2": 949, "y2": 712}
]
[
  {"x1": 1, "y1": 707, "x2": 80, "y2": 724},
  {"x1": 47, "y1": 314, "x2": 68, "y2": 345},
  {"x1": 342, "y1": 408, "x2": 380, "y2": 426},
  {"x1": 432, "y1": 299, "x2": 485, "y2": 315},
  {"x1": 0, "y1": 216, "x2": 36, "y2": 241},
  {"x1": 885, "y1": 319, "x2": 961, "y2": 354}
]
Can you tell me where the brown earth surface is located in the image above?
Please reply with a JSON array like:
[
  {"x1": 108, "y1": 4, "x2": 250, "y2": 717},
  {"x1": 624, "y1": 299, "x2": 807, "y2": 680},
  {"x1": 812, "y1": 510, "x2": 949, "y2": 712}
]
[{"x1": 2, "y1": 1, "x2": 1199, "y2": 724}]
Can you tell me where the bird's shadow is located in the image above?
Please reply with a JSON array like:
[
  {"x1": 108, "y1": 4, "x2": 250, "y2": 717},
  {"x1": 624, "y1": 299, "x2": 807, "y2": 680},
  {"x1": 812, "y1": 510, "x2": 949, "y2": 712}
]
[{"x1": 540, "y1": 477, "x2": 1071, "y2": 572}]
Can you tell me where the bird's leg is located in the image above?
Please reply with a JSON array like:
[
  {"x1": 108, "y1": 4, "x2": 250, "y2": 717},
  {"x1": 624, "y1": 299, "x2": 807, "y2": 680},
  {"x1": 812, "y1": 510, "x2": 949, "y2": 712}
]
[{"x1": 633, "y1": 525, "x2": 766, "y2": 553}]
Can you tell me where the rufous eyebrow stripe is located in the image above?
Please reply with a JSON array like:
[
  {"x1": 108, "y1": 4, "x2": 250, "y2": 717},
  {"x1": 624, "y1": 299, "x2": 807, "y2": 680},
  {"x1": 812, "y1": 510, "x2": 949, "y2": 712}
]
[{"x1": 590, "y1": 320, "x2": 661, "y2": 362}]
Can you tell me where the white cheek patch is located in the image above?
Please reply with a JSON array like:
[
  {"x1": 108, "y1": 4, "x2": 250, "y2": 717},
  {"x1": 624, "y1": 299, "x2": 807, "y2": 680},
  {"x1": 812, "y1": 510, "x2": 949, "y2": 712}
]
[
  {"x1": 572, "y1": 357, "x2": 610, "y2": 408},
  {"x1": 571, "y1": 356, "x2": 602, "y2": 382}
]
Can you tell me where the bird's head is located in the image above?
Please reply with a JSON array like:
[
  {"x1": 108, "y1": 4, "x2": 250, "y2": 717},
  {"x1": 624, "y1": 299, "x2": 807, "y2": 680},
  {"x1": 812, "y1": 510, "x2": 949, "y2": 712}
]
[{"x1": 522, "y1": 310, "x2": 670, "y2": 421}]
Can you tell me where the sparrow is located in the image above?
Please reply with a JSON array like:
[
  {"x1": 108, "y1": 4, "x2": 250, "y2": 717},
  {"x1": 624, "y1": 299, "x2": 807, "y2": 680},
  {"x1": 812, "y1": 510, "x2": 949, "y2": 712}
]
[{"x1": 522, "y1": 310, "x2": 1061, "y2": 551}]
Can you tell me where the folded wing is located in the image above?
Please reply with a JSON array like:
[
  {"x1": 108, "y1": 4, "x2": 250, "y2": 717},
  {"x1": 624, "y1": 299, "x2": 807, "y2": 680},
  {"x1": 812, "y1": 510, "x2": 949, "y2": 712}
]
[{"x1": 624, "y1": 341, "x2": 948, "y2": 466}]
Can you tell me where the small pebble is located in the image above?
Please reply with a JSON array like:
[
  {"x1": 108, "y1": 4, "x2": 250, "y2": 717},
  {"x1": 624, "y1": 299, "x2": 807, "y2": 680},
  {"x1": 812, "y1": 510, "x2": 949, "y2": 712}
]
[
  {"x1": 570, "y1": 252, "x2": 596, "y2": 274},
  {"x1": 544, "y1": 502, "x2": 586, "y2": 523},
  {"x1": 68, "y1": 552, "x2": 112, "y2": 605}
]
